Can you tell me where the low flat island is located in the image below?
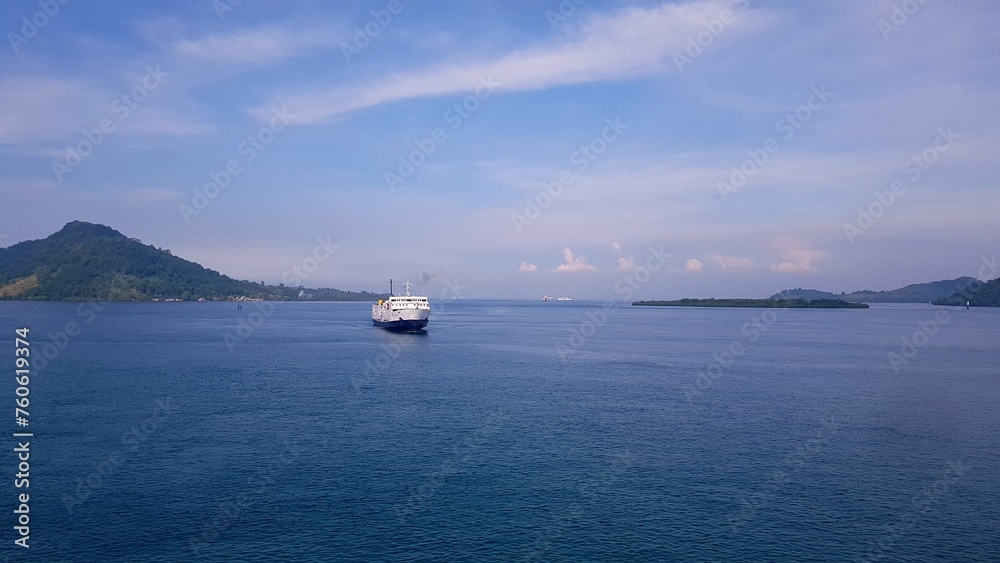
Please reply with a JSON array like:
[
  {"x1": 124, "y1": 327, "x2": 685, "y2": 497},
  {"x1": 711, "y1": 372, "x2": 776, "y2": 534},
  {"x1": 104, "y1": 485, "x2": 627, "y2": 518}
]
[{"x1": 632, "y1": 298, "x2": 869, "y2": 308}]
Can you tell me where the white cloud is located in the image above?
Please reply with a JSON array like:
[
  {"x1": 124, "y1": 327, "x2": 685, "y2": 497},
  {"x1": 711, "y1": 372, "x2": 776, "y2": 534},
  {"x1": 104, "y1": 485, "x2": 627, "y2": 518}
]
[
  {"x1": 709, "y1": 253, "x2": 756, "y2": 270},
  {"x1": 555, "y1": 247, "x2": 598, "y2": 273},
  {"x1": 518, "y1": 261, "x2": 538, "y2": 273},
  {"x1": 0, "y1": 78, "x2": 106, "y2": 143},
  {"x1": 617, "y1": 256, "x2": 637, "y2": 272},
  {"x1": 0, "y1": 74, "x2": 212, "y2": 145},
  {"x1": 771, "y1": 261, "x2": 819, "y2": 274},
  {"x1": 611, "y1": 242, "x2": 622, "y2": 253},
  {"x1": 684, "y1": 258, "x2": 704, "y2": 272},
  {"x1": 770, "y1": 237, "x2": 826, "y2": 274},
  {"x1": 259, "y1": 0, "x2": 777, "y2": 123},
  {"x1": 172, "y1": 26, "x2": 343, "y2": 65}
]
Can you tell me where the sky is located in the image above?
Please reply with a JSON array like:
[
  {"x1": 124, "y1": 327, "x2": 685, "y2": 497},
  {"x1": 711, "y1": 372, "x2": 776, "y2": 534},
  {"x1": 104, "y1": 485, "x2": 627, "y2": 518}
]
[{"x1": 1, "y1": 0, "x2": 998, "y2": 300}]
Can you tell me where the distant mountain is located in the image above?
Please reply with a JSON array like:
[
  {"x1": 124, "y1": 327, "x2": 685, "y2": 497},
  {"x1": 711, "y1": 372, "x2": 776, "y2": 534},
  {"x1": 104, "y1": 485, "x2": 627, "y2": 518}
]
[
  {"x1": 934, "y1": 277, "x2": 1000, "y2": 307},
  {"x1": 842, "y1": 278, "x2": 979, "y2": 303},
  {"x1": 634, "y1": 298, "x2": 867, "y2": 309},
  {"x1": 770, "y1": 277, "x2": 979, "y2": 304},
  {"x1": 0, "y1": 221, "x2": 383, "y2": 302}
]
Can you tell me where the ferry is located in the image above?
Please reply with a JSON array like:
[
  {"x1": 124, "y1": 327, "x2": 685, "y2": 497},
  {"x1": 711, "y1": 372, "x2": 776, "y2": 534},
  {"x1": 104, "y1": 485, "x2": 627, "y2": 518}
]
[
  {"x1": 556, "y1": 296, "x2": 574, "y2": 301},
  {"x1": 372, "y1": 280, "x2": 430, "y2": 331}
]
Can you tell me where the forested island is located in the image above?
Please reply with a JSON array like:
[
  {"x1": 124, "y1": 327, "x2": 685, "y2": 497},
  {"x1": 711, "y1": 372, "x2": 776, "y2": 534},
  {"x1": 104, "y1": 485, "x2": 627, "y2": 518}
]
[
  {"x1": 633, "y1": 298, "x2": 869, "y2": 309},
  {"x1": 0, "y1": 221, "x2": 384, "y2": 302}
]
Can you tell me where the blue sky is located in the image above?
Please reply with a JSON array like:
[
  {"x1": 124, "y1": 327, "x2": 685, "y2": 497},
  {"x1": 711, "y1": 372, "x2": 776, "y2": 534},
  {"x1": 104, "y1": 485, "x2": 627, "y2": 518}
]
[{"x1": 1, "y1": 0, "x2": 998, "y2": 299}]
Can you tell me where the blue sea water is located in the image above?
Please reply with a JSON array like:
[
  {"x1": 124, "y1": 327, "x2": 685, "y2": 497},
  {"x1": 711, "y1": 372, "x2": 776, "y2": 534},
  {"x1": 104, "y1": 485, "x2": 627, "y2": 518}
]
[{"x1": 0, "y1": 300, "x2": 997, "y2": 561}]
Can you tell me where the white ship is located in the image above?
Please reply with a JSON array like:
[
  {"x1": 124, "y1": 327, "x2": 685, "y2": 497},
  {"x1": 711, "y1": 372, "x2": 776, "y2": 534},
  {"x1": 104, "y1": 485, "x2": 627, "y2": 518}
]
[
  {"x1": 372, "y1": 280, "x2": 430, "y2": 331},
  {"x1": 556, "y1": 296, "x2": 574, "y2": 301}
]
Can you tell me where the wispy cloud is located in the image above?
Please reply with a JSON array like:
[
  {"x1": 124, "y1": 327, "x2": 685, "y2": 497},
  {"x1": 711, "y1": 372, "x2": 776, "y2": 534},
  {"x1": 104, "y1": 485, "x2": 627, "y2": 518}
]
[
  {"x1": 0, "y1": 78, "x2": 106, "y2": 143},
  {"x1": 0, "y1": 75, "x2": 211, "y2": 145},
  {"x1": 255, "y1": 0, "x2": 777, "y2": 123},
  {"x1": 2, "y1": 1, "x2": 996, "y2": 299},
  {"x1": 709, "y1": 253, "x2": 756, "y2": 271},
  {"x1": 171, "y1": 25, "x2": 344, "y2": 65}
]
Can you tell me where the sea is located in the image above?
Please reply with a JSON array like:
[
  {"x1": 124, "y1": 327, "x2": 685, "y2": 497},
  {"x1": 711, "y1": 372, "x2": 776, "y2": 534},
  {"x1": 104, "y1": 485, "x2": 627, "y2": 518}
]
[{"x1": 0, "y1": 300, "x2": 997, "y2": 562}]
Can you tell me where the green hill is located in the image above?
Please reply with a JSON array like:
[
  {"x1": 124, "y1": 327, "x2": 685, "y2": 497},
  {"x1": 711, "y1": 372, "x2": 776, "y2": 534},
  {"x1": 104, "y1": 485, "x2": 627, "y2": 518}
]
[
  {"x1": 842, "y1": 278, "x2": 979, "y2": 303},
  {"x1": 633, "y1": 298, "x2": 868, "y2": 308},
  {"x1": 0, "y1": 221, "x2": 383, "y2": 302},
  {"x1": 768, "y1": 288, "x2": 839, "y2": 301},
  {"x1": 770, "y1": 277, "x2": 978, "y2": 303},
  {"x1": 934, "y1": 278, "x2": 1000, "y2": 307}
]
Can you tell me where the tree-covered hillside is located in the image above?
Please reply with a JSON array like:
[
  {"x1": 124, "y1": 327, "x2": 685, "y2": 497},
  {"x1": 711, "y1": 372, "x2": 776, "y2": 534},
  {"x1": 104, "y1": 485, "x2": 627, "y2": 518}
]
[
  {"x1": 769, "y1": 277, "x2": 978, "y2": 303},
  {"x1": 842, "y1": 278, "x2": 978, "y2": 303},
  {"x1": 0, "y1": 221, "x2": 382, "y2": 302},
  {"x1": 634, "y1": 298, "x2": 868, "y2": 308},
  {"x1": 934, "y1": 278, "x2": 1000, "y2": 307},
  {"x1": 769, "y1": 288, "x2": 839, "y2": 301}
]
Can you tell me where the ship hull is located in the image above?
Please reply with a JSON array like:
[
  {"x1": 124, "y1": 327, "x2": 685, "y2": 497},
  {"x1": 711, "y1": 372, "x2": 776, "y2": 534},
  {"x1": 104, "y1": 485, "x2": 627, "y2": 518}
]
[{"x1": 372, "y1": 318, "x2": 428, "y2": 331}]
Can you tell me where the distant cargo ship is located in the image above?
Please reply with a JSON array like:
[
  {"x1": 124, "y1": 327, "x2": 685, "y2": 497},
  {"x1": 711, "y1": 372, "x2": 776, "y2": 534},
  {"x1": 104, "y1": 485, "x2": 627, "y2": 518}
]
[
  {"x1": 372, "y1": 280, "x2": 429, "y2": 331},
  {"x1": 556, "y1": 296, "x2": 574, "y2": 301}
]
